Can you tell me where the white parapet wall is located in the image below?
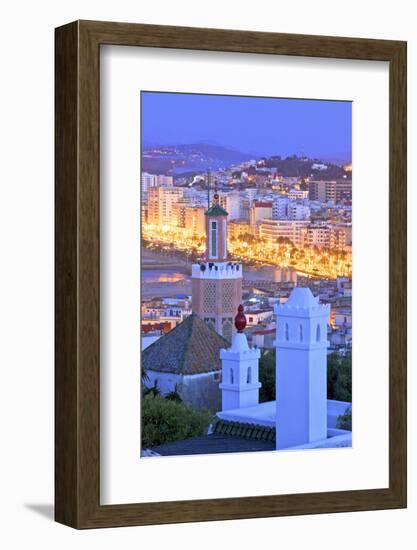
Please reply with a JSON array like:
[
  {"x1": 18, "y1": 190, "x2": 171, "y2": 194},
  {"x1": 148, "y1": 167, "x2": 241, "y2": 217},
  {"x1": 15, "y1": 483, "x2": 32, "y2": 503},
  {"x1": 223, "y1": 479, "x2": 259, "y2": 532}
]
[{"x1": 191, "y1": 262, "x2": 243, "y2": 280}]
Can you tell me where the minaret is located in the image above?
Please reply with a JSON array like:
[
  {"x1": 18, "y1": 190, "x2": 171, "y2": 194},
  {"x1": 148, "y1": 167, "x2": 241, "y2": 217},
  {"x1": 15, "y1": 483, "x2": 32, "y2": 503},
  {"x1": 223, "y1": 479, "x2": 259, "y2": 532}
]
[
  {"x1": 219, "y1": 305, "x2": 261, "y2": 410},
  {"x1": 274, "y1": 287, "x2": 330, "y2": 449},
  {"x1": 205, "y1": 178, "x2": 228, "y2": 261},
  {"x1": 191, "y1": 179, "x2": 242, "y2": 341}
]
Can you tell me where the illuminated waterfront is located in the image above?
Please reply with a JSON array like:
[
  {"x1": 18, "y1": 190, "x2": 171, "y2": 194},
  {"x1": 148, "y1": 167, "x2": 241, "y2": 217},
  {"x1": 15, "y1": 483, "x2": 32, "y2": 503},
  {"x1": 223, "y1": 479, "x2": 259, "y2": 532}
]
[{"x1": 142, "y1": 223, "x2": 352, "y2": 279}]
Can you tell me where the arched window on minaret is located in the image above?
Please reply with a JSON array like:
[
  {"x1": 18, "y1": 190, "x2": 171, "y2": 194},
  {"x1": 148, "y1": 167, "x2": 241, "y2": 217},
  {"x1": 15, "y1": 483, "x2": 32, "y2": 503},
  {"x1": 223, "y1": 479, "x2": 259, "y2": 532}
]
[
  {"x1": 223, "y1": 219, "x2": 227, "y2": 260},
  {"x1": 210, "y1": 220, "x2": 218, "y2": 258},
  {"x1": 285, "y1": 323, "x2": 289, "y2": 341},
  {"x1": 247, "y1": 366, "x2": 252, "y2": 384},
  {"x1": 316, "y1": 323, "x2": 321, "y2": 342},
  {"x1": 299, "y1": 324, "x2": 303, "y2": 342},
  {"x1": 230, "y1": 368, "x2": 234, "y2": 384}
]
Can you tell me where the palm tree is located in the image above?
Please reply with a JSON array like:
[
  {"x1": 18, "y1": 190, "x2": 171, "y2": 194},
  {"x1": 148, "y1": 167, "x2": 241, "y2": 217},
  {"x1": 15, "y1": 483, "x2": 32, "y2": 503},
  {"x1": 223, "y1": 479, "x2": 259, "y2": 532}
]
[{"x1": 141, "y1": 365, "x2": 149, "y2": 385}]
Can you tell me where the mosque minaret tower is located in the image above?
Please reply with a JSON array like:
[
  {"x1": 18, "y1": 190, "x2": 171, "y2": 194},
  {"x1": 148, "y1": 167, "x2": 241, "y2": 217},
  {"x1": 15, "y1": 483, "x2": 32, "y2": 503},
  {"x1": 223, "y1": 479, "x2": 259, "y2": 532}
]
[
  {"x1": 191, "y1": 178, "x2": 242, "y2": 342},
  {"x1": 274, "y1": 287, "x2": 330, "y2": 449},
  {"x1": 219, "y1": 305, "x2": 261, "y2": 410}
]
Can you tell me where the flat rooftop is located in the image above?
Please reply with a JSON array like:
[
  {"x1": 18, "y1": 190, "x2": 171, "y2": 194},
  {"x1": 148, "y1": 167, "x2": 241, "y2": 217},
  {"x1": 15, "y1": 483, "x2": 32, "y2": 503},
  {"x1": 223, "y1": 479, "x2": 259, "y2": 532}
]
[{"x1": 217, "y1": 399, "x2": 350, "y2": 429}]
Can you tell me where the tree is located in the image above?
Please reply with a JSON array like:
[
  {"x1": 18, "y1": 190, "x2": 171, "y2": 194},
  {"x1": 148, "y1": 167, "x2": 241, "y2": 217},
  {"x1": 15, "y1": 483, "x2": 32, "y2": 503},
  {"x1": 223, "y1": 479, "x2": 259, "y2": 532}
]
[
  {"x1": 259, "y1": 349, "x2": 352, "y2": 404},
  {"x1": 242, "y1": 232, "x2": 255, "y2": 245},
  {"x1": 327, "y1": 352, "x2": 352, "y2": 402},
  {"x1": 259, "y1": 349, "x2": 276, "y2": 402},
  {"x1": 141, "y1": 394, "x2": 213, "y2": 448}
]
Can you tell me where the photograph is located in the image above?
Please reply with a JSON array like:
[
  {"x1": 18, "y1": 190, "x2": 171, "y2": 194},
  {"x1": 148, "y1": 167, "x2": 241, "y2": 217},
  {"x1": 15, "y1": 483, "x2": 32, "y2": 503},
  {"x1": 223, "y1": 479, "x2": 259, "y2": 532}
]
[
  {"x1": 140, "y1": 91, "x2": 353, "y2": 457},
  {"x1": 0, "y1": 0, "x2": 410, "y2": 539}
]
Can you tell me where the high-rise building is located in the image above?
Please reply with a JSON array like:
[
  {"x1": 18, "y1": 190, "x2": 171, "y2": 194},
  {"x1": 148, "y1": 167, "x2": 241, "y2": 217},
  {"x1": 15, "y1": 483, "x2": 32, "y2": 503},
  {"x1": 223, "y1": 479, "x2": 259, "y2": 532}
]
[
  {"x1": 301, "y1": 225, "x2": 331, "y2": 248},
  {"x1": 245, "y1": 189, "x2": 258, "y2": 204},
  {"x1": 288, "y1": 188, "x2": 309, "y2": 200},
  {"x1": 155, "y1": 174, "x2": 174, "y2": 187},
  {"x1": 218, "y1": 192, "x2": 241, "y2": 220},
  {"x1": 334, "y1": 179, "x2": 352, "y2": 203},
  {"x1": 141, "y1": 172, "x2": 156, "y2": 196},
  {"x1": 172, "y1": 201, "x2": 189, "y2": 228},
  {"x1": 259, "y1": 219, "x2": 309, "y2": 246},
  {"x1": 308, "y1": 180, "x2": 352, "y2": 204},
  {"x1": 191, "y1": 189, "x2": 242, "y2": 342},
  {"x1": 184, "y1": 206, "x2": 206, "y2": 236},
  {"x1": 329, "y1": 224, "x2": 352, "y2": 251},
  {"x1": 287, "y1": 203, "x2": 311, "y2": 221},
  {"x1": 147, "y1": 187, "x2": 184, "y2": 226},
  {"x1": 272, "y1": 197, "x2": 289, "y2": 219},
  {"x1": 272, "y1": 197, "x2": 310, "y2": 221},
  {"x1": 249, "y1": 201, "x2": 273, "y2": 226},
  {"x1": 228, "y1": 220, "x2": 252, "y2": 240},
  {"x1": 308, "y1": 180, "x2": 336, "y2": 203},
  {"x1": 141, "y1": 172, "x2": 174, "y2": 197}
]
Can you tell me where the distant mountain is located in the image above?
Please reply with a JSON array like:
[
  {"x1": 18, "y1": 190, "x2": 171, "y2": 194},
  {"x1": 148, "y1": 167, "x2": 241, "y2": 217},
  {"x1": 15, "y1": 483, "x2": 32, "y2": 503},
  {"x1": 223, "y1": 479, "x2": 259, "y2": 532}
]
[
  {"x1": 321, "y1": 153, "x2": 352, "y2": 166},
  {"x1": 141, "y1": 143, "x2": 254, "y2": 174}
]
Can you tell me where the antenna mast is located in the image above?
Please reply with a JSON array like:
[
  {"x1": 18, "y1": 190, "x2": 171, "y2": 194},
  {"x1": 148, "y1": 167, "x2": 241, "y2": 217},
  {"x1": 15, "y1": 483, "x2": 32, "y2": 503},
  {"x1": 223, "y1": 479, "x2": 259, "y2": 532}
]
[{"x1": 207, "y1": 169, "x2": 211, "y2": 208}]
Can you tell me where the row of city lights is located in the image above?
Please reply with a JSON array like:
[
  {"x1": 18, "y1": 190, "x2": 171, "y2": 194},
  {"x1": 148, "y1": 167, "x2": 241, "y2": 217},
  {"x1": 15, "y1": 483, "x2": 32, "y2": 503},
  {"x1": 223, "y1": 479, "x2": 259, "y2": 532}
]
[{"x1": 142, "y1": 223, "x2": 352, "y2": 279}]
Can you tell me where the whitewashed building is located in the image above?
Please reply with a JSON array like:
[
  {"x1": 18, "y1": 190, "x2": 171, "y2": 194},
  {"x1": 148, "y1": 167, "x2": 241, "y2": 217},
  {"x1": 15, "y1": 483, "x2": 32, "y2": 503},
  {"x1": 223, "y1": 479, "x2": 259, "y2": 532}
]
[
  {"x1": 219, "y1": 305, "x2": 261, "y2": 410},
  {"x1": 216, "y1": 289, "x2": 351, "y2": 451},
  {"x1": 274, "y1": 287, "x2": 330, "y2": 448},
  {"x1": 143, "y1": 313, "x2": 228, "y2": 410}
]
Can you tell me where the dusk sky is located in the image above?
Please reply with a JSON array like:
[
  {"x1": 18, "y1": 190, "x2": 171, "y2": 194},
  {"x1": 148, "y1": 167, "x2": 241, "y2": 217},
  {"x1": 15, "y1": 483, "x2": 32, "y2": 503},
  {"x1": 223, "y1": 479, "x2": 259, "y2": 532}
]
[{"x1": 141, "y1": 91, "x2": 352, "y2": 163}]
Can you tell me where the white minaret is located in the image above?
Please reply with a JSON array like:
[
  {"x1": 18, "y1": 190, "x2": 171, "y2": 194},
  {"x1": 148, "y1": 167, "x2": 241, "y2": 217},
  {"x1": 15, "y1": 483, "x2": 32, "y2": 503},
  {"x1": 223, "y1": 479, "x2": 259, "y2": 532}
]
[
  {"x1": 219, "y1": 305, "x2": 261, "y2": 410},
  {"x1": 274, "y1": 287, "x2": 330, "y2": 449}
]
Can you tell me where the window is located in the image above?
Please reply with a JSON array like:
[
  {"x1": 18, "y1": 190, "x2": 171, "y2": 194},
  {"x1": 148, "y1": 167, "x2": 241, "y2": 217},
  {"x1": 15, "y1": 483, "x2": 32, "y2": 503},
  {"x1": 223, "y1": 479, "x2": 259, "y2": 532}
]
[
  {"x1": 285, "y1": 323, "x2": 289, "y2": 341},
  {"x1": 299, "y1": 324, "x2": 303, "y2": 342},
  {"x1": 230, "y1": 368, "x2": 234, "y2": 384},
  {"x1": 223, "y1": 219, "x2": 227, "y2": 259},
  {"x1": 247, "y1": 367, "x2": 252, "y2": 384},
  {"x1": 316, "y1": 323, "x2": 321, "y2": 342},
  {"x1": 210, "y1": 220, "x2": 217, "y2": 257},
  {"x1": 222, "y1": 318, "x2": 233, "y2": 343}
]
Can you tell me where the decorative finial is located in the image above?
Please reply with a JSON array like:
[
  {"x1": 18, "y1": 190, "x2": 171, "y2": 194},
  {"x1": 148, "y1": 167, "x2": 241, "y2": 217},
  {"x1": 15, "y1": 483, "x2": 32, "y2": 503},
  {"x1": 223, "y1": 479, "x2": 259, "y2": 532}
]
[
  {"x1": 213, "y1": 178, "x2": 219, "y2": 205},
  {"x1": 235, "y1": 304, "x2": 246, "y2": 333}
]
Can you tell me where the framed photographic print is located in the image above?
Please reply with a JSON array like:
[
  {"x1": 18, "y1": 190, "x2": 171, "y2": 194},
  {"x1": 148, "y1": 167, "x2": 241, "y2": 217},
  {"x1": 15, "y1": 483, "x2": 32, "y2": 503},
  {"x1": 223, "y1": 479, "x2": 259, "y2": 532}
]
[{"x1": 55, "y1": 20, "x2": 407, "y2": 528}]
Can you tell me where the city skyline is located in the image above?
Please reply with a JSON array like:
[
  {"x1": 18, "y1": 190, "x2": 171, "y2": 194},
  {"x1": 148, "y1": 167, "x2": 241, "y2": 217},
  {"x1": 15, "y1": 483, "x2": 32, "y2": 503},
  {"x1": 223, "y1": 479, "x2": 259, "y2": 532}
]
[{"x1": 141, "y1": 91, "x2": 352, "y2": 163}]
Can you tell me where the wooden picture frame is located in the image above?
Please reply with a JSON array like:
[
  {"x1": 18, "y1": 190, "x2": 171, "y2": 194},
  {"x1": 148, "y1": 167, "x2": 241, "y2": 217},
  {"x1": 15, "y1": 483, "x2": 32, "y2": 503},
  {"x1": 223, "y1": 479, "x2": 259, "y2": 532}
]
[{"x1": 55, "y1": 20, "x2": 407, "y2": 528}]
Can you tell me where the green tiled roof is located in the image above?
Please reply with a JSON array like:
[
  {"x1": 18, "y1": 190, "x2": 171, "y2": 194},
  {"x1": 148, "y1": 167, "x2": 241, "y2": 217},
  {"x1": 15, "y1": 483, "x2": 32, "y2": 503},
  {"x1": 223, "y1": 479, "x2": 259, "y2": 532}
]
[
  {"x1": 143, "y1": 313, "x2": 229, "y2": 375},
  {"x1": 213, "y1": 419, "x2": 276, "y2": 443},
  {"x1": 205, "y1": 204, "x2": 228, "y2": 217},
  {"x1": 149, "y1": 433, "x2": 274, "y2": 456}
]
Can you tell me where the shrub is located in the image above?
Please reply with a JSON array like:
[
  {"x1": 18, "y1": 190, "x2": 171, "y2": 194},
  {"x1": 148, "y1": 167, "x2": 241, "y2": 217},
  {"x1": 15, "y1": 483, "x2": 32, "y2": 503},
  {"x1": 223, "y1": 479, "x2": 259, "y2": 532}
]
[
  {"x1": 336, "y1": 406, "x2": 352, "y2": 430},
  {"x1": 141, "y1": 394, "x2": 213, "y2": 448}
]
